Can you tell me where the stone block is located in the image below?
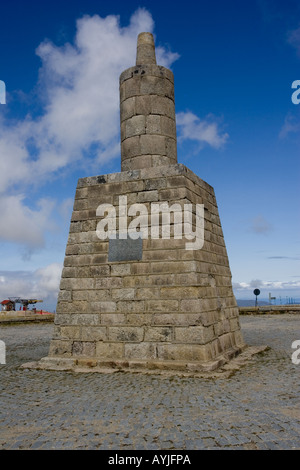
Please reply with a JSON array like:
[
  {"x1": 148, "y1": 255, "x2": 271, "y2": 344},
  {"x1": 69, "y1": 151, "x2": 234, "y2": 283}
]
[
  {"x1": 120, "y1": 97, "x2": 136, "y2": 121},
  {"x1": 135, "y1": 95, "x2": 152, "y2": 115},
  {"x1": 180, "y1": 299, "x2": 201, "y2": 312},
  {"x1": 124, "y1": 155, "x2": 153, "y2": 169},
  {"x1": 159, "y1": 187, "x2": 187, "y2": 201},
  {"x1": 72, "y1": 291, "x2": 89, "y2": 301},
  {"x1": 122, "y1": 180, "x2": 145, "y2": 193},
  {"x1": 108, "y1": 326, "x2": 144, "y2": 342},
  {"x1": 80, "y1": 326, "x2": 107, "y2": 342},
  {"x1": 68, "y1": 314, "x2": 100, "y2": 326},
  {"x1": 157, "y1": 343, "x2": 211, "y2": 362},
  {"x1": 165, "y1": 137, "x2": 177, "y2": 159},
  {"x1": 125, "y1": 342, "x2": 157, "y2": 360},
  {"x1": 146, "y1": 115, "x2": 161, "y2": 134},
  {"x1": 49, "y1": 340, "x2": 72, "y2": 356},
  {"x1": 111, "y1": 288, "x2": 135, "y2": 300},
  {"x1": 130, "y1": 263, "x2": 150, "y2": 275},
  {"x1": 144, "y1": 326, "x2": 173, "y2": 342},
  {"x1": 126, "y1": 313, "x2": 152, "y2": 325},
  {"x1": 95, "y1": 277, "x2": 123, "y2": 289},
  {"x1": 160, "y1": 116, "x2": 176, "y2": 138},
  {"x1": 150, "y1": 261, "x2": 197, "y2": 274},
  {"x1": 151, "y1": 96, "x2": 175, "y2": 118},
  {"x1": 111, "y1": 264, "x2": 131, "y2": 276},
  {"x1": 136, "y1": 287, "x2": 160, "y2": 299},
  {"x1": 140, "y1": 76, "x2": 173, "y2": 100},
  {"x1": 95, "y1": 342, "x2": 124, "y2": 359},
  {"x1": 101, "y1": 313, "x2": 126, "y2": 325},
  {"x1": 160, "y1": 286, "x2": 199, "y2": 299},
  {"x1": 75, "y1": 187, "x2": 88, "y2": 199},
  {"x1": 233, "y1": 329, "x2": 245, "y2": 347},
  {"x1": 88, "y1": 290, "x2": 110, "y2": 301},
  {"x1": 144, "y1": 177, "x2": 167, "y2": 191},
  {"x1": 145, "y1": 299, "x2": 179, "y2": 312},
  {"x1": 90, "y1": 266, "x2": 110, "y2": 277},
  {"x1": 58, "y1": 290, "x2": 72, "y2": 302},
  {"x1": 218, "y1": 332, "x2": 234, "y2": 352},
  {"x1": 125, "y1": 77, "x2": 140, "y2": 99},
  {"x1": 122, "y1": 136, "x2": 140, "y2": 158},
  {"x1": 72, "y1": 341, "x2": 96, "y2": 357},
  {"x1": 117, "y1": 300, "x2": 145, "y2": 313},
  {"x1": 140, "y1": 134, "x2": 166, "y2": 155},
  {"x1": 229, "y1": 317, "x2": 240, "y2": 331},
  {"x1": 143, "y1": 250, "x2": 178, "y2": 261},
  {"x1": 174, "y1": 326, "x2": 215, "y2": 344},
  {"x1": 152, "y1": 313, "x2": 205, "y2": 326},
  {"x1": 125, "y1": 115, "x2": 146, "y2": 138},
  {"x1": 71, "y1": 278, "x2": 96, "y2": 290},
  {"x1": 55, "y1": 326, "x2": 80, "y2": 340},
  {"x1": 90, "y1": 301, "x2": 117, "y2": 313},
  {"x1": 136, "y1": 189, "x2": 158, "y2": 203}
]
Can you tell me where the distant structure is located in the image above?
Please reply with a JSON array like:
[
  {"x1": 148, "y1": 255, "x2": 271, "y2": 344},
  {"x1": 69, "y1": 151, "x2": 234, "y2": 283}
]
[
  {"x1": 269, "y1": 292, "x2": 276, "y2": 305},
  {"x1": 1, "y1": 300, "x2": 15, "y2": 311},
  {"x1": 1, "y1": 298, "x2": 43, "y2": 311},
  {"x1": 0, "y1": 80, "x2": 5, "y2": 105},
  {"x1": 34, "y1": 33, "x2": 246, "y2": 374}
]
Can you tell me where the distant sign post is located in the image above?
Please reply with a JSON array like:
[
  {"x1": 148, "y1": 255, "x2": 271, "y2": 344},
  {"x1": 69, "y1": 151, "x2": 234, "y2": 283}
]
[{"x1": 253, "y1": 289, "x2": 260, "y2": 307}]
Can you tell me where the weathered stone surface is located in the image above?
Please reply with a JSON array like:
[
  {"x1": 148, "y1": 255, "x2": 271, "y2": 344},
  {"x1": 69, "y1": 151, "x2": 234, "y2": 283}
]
[
  {"x1": 120, "y1": 36, "x2": 177, "y2": 171},
  {"x1": 95, "y1": 342, "x2": 124, "y2": 359},
  {"x1": 125, "y1": 341, "x2": 157, "y2": 360}
]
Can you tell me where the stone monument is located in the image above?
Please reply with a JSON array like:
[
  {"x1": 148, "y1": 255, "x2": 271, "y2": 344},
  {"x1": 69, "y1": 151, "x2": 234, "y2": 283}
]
[{"x1": 33, "y1": 33, "x2": 248, "y2": 374}]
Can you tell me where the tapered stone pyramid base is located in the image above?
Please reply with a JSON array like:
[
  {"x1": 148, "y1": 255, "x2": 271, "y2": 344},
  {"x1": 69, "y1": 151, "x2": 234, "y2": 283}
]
[{"x1": 28, "y1": 163, "x2": 250, "y2": 375}]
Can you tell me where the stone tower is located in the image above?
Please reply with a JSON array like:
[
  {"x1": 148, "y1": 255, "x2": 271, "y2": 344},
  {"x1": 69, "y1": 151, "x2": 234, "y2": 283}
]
[{"x1": 36, "y1": 33, "x2": 246, "y2": 374}]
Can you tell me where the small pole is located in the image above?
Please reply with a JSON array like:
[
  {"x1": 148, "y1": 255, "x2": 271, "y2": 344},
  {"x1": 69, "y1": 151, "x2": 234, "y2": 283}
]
[{"x1": 253, "y1": 289, "x2": 260, "y2": 307}]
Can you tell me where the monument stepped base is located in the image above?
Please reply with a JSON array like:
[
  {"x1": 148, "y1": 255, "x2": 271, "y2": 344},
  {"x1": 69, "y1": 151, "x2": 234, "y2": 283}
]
[{"x1": 22, "y1": 344, "x2": 268, "y2": 378}]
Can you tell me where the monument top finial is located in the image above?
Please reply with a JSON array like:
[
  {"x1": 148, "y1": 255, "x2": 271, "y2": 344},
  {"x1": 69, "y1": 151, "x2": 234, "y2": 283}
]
[{"x1": 136, "y1": 32, "x2": 157, "y2": 65}]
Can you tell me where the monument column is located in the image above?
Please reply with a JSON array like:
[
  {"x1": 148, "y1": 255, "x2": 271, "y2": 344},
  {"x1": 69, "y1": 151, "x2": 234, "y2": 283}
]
[{"x1": 120, "y1": 32, "x2": 177, "y2": 171}]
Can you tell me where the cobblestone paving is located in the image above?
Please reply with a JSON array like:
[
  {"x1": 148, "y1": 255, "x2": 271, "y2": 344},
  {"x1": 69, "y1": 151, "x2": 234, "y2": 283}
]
[{"x1": 0, "y1": 314, "x2": 299, "y2": 450}]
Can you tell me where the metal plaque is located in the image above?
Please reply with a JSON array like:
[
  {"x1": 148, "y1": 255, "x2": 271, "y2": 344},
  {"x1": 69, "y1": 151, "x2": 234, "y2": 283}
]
[{"x1": 108, "y1": 236, "x2": 143, "y2": 262}]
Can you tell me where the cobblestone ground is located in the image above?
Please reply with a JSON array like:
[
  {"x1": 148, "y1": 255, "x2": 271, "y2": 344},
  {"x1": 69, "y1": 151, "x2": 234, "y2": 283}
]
[{"x1": 0, "y1": 314, "x2": 299, "y2": 450}]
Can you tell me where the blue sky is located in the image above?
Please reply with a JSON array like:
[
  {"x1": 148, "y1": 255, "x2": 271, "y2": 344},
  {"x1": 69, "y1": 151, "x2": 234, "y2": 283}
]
[{"x1": 0, "y1": 0, "x2": 299, "y2": 310}]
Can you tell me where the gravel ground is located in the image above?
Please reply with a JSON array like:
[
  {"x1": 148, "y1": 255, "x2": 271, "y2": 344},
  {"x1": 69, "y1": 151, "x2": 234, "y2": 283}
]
[{"x1": 0, "y1": 314, "x2": 299, "y2": 450}]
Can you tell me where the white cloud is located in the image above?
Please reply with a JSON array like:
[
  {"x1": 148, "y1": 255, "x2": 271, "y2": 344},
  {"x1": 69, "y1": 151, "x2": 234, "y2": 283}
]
[
  {"x1": 0, "y1": 7, "x2": 179, "y2": 193},
  {"x1": 58, "y1": 198, "x2": 74, "y2": 220},
  {"x1": 279, "y1": 112, "x2": 300, "y2": 139},
  {"x1": 156, "y1": 47, "x2": 180, "y2": 69},
  {"x1": 250, "y1": 215, "x2": 272, "y2": 234},
  {"x1": 287, "y1": 24, "x2": 300, "y2": 56},
  {"x1": 233, "y1": 279, "x2": 300, "y2": 292},
  {"x1": 176, "y1": 111, "x2": 228, "y2": 149},
  {"x1": 0, "y1": 8, "x2": 179, "y2": 249},
  {"x1": 34, "y1": 263, "x2": 62, "y2": 296},
  {"x1": 233, "y1": 282, "x2": 251, "y2": 289},
  {"x1": 0, "y1": 195, "x2": 56, "y2": 247},
  {"x1": 0, "y1": 263, "x2": 62, "y2": 311}
]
